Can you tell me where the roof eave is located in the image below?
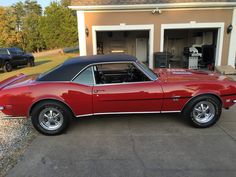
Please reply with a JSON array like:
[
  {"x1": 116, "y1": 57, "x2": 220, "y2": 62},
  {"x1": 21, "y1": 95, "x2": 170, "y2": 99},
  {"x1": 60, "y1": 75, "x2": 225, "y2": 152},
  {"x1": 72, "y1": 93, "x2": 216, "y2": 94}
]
[{"x1": 69, "y1": 2, "x2": 236, "y2": 11}]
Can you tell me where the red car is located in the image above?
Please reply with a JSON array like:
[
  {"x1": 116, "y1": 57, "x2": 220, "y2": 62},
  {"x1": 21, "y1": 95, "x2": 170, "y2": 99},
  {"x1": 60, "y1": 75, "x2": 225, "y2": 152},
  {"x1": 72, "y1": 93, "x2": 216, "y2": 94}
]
[{"x1": 0, "y1": 55, "x2": 236, "y2": 135}]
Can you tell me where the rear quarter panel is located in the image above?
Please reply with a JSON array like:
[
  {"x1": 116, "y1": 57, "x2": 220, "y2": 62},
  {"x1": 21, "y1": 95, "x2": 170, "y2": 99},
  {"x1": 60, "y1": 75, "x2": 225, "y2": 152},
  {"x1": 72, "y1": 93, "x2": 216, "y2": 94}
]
[{"x1": 0, "y1": 82, "x2": 93, "y2": 117}]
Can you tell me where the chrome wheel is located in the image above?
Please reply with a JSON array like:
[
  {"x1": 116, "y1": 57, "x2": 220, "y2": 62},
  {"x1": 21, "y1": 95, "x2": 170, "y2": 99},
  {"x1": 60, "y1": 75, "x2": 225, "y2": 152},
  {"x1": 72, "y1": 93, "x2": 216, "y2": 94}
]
[
  {"x1": 38, "y1": 107, "x2": 64, "y2": 131},
  {"x1": 192, "y1": 101, "x2": 215, "y2": 124}
]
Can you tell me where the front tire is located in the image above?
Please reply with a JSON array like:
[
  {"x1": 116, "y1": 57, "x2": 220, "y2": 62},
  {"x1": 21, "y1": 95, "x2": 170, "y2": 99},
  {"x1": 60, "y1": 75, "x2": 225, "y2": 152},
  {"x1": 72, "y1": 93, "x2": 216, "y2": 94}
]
[
  {"x1": 31, "y1": 101, "x2": 71, "y2": 135},
  {"x1": 183, "y1": 95, "x2": 222, "y2": 128}
]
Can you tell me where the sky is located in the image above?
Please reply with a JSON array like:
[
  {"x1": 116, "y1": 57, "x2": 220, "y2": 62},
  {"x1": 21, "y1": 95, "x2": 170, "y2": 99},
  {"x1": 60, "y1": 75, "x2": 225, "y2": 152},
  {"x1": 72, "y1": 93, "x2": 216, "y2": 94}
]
[{"x1": 0, "y1": 0, "x2": 55, "y2": 9}]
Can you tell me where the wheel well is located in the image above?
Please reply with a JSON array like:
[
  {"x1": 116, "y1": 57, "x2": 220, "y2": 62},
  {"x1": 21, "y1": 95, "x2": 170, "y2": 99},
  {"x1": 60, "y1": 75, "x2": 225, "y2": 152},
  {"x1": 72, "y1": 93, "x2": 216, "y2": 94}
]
[
  {"x1": 29, "y1": 99, "x2": 75, "y2": 117},
  {"x1": 181, "y1": 93, "x2": 222, "y2": 113}
]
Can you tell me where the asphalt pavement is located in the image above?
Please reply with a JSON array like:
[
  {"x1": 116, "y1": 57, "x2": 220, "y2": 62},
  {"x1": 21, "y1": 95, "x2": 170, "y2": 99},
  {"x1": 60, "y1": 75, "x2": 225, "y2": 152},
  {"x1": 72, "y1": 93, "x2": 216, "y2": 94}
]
[{"x1": 6, "y1": 106, "x2": 236, "y2": 177}]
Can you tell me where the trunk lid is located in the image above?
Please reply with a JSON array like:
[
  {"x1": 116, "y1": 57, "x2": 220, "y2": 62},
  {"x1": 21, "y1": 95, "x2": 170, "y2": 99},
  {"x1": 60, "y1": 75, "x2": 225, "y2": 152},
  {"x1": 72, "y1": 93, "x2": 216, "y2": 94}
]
[{"x1": 0, "y1": 74, "x2": 38, "y2": 90}]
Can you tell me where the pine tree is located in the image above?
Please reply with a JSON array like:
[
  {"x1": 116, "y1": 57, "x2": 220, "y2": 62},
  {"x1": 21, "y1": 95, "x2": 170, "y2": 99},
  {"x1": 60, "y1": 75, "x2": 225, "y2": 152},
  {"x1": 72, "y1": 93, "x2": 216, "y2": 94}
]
[{"x1": 39, "y1": 2, "x2": 77, "y2": 49}]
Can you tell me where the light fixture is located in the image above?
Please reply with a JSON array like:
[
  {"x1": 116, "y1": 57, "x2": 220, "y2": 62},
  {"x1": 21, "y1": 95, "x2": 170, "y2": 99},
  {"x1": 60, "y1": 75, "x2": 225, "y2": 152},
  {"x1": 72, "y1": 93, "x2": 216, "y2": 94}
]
[
  {"x1": 85, "y1": 27, "x2": 89, "y2": 37},
  {"x1": 152, "y1": 8, "x2": 162, "y2": 14},
  {"x1": 227, "y1": 24, "x2": 233, "y2": 34}
]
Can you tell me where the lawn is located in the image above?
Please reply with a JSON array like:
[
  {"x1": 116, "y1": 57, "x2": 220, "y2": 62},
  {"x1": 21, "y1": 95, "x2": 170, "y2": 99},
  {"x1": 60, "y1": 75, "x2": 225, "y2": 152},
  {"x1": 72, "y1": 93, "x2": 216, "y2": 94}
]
[{"x1": 0, "y1": 53, "x2": 79, "y2": 82}]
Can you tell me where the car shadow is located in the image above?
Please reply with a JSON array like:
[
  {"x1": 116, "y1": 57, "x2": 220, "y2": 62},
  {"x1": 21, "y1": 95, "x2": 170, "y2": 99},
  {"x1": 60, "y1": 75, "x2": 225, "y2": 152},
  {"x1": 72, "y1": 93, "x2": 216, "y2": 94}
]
[
  {"x1": 67, "y1": 113, "x2": 190, "y2": 134},
  {"x1": 34, "y1": 60, "x2": 51, "y2": 66}
]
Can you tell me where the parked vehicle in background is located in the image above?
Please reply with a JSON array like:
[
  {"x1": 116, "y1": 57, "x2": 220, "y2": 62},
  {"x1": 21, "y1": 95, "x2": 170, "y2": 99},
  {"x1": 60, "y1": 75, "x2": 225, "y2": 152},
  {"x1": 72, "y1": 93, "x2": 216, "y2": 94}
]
[{"x1": 0, "y1": 48, "x2": 35, "y2": 72}]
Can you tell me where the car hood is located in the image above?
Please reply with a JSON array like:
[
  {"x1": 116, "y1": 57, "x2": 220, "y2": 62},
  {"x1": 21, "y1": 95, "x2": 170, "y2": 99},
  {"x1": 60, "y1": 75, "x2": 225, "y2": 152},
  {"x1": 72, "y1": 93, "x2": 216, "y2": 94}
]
[
  {"x1": 154, "y1": 68, "x2": 232, "y2": 82},
  {"x1": 25, "y1": 53, "x2": 34, "y2": 57},
  {"x1": 0, "y1": 74, "x2": 38, "y2": 90}
]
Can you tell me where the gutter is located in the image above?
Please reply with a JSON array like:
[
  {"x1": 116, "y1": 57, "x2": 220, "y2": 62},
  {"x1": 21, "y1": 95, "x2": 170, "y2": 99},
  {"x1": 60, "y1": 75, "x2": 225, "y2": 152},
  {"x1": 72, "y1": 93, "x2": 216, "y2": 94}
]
[{"x1": 69, "y1": 2, "x2": 236, "y2": 11}]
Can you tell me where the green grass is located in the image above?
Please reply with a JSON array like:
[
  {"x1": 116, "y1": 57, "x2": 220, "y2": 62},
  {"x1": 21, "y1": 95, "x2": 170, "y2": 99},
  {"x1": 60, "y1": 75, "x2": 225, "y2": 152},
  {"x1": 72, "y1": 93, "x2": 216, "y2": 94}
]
[{"x1": 0, "y1": 53, "x2": 79, "y2": 82}]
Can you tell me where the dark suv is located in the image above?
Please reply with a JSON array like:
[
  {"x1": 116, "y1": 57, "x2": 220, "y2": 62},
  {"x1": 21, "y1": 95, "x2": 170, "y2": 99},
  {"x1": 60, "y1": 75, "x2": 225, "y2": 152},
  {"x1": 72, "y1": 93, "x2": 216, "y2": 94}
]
[{"x1": 0, "y1": 47, "x2": 35, "y2": 72}]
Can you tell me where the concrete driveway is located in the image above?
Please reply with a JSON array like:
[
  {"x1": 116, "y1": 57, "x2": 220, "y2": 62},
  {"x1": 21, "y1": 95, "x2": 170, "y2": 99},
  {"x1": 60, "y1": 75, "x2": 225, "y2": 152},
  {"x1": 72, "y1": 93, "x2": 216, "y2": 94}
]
[{"x1": 6, "y1": 106, "x2": 236, "y2": 177}]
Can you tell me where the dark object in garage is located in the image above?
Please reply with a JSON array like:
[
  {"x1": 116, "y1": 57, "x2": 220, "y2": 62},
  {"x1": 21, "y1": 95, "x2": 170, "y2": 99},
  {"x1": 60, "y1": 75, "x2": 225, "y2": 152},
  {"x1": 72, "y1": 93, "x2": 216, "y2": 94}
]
[{"x1": 154, "y1": 52, "x2": 173, "y2": 68}]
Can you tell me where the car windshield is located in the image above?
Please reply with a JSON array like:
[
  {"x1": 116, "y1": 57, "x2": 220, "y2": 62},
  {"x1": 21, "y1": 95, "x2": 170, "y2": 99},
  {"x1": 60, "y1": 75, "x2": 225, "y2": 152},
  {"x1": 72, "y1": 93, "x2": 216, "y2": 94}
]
[
  {"x1": 37, "y1": 64, "x2": 62, "y2": 80},
  {"x1": 0, "y1": 49, "x2": 8, "y2": 55},
  {"x1": 136, "y1": 61, "x2": 158, "y2": 80}
]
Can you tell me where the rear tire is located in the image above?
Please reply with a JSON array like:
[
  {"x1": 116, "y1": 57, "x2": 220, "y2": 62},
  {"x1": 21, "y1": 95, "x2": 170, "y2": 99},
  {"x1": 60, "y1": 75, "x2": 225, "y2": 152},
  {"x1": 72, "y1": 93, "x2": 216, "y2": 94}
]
[
  {"x1": 3, "y1": 61, "x2": 13, "y2": 72},
  {"x1": 183, "y1": 95, "x2": 222, "y2": 128},
  {"x1": 31, "y1": 101, "x2": 71, "y2": 135},
  {"x1": 27, "y1": 58, "x2": 35, "y2": 67}
]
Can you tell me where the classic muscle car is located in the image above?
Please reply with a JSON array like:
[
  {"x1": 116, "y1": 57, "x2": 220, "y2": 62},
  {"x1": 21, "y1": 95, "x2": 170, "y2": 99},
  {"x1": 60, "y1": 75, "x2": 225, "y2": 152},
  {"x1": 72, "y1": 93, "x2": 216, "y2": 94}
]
[{"x1": 0, "y1": 54, "x2": 236, "y2": 135}]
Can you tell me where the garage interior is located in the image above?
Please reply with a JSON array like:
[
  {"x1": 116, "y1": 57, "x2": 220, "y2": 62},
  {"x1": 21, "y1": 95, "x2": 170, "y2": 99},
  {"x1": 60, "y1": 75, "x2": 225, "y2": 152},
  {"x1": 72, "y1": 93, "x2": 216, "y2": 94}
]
[
  {"x1": 96, "y1": 31, "x2": 149, "y2": 65},
  {"x1": 163, "y1": 28, "x2": 218, "y2": 70}
]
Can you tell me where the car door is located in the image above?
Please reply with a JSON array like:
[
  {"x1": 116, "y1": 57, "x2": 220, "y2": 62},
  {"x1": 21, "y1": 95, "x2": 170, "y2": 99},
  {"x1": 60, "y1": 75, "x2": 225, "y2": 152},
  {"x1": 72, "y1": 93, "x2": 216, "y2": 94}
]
[
  {"x1": 8, "y1": 48, "x2": 18, "y2": 65},
  {"x1": 92, "y1": 62, "x2": 163, "y2": 114},
  {"x1": 15, "y1": 48, "x2": 27, "y2": 65},
  {"x1": 70, "y1": 66, "x2": 94, "y2": 116}
]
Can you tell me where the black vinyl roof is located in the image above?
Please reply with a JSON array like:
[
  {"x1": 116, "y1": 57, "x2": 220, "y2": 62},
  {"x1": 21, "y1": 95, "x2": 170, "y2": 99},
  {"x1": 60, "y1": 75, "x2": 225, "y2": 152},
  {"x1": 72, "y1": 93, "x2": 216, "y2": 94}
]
[{"x1": 37, "y1": 54, "x2": 137, "y2": 81}]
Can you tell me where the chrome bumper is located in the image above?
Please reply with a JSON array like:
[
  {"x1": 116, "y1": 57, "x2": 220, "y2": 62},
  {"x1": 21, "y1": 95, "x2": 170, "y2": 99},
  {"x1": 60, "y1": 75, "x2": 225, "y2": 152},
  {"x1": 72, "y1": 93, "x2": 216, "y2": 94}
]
[{"x1": 0, "y1": 106, "x2": 4, "y2": 111}]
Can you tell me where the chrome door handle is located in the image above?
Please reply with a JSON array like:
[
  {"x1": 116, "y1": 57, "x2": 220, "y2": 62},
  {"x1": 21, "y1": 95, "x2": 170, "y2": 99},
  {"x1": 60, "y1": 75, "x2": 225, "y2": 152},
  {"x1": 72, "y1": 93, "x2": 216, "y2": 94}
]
[{"x1": 93, "y1": 89, "x2": 105, "y2": 93}]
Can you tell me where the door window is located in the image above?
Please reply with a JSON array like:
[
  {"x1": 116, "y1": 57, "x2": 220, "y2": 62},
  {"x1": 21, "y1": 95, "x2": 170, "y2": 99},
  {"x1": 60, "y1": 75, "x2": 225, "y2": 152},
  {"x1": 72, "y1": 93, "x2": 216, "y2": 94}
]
[
  {"x1": 15, "y1": 48, "x2": 24, "y2": 54},
  {"x1": 8, "y1": 48, "x2": 17, "y2": 55},
  {"x1": 94, "y1": 63, "x2": 150, "y2": 85},
  {"x1": 73, "y1": 66, "x2": 94, "y2": 86}
]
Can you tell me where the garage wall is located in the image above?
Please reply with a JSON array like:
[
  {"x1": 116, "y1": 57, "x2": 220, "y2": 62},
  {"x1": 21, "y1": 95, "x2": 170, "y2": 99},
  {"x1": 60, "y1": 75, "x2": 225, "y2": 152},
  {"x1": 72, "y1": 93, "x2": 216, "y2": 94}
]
[{"x1": 84, "y1": 9, "x2": 233, "y2": 66}]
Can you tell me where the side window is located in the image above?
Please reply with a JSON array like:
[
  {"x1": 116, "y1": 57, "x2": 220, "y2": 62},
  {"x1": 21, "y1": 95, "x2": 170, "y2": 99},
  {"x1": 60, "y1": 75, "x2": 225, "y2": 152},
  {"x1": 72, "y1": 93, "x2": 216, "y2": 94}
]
[
  {"x1": 15, "y1": 48, "x2": 23, "y2": 54},
  {"x1": 8, "y1": 48, "x2": 17, "y2": 55},
  {"x1": 94, "y1": 63, "x2": 150, "y2": 85},
  {"x1": 73, "y1": 66, "x2": 94, "y2": 86}
]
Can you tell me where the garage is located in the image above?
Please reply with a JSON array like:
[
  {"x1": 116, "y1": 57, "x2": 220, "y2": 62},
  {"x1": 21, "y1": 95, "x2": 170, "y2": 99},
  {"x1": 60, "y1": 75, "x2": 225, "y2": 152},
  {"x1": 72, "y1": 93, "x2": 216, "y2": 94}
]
[
  {"x1": 92, "y1": 25, "x2": 154, "y2": 68},
  {"x1": 96, "y1": 30, "x2": 149, "y2": 64},
  {"x1": 163, "y1": 28, "x2": 218, "y2": 70}
]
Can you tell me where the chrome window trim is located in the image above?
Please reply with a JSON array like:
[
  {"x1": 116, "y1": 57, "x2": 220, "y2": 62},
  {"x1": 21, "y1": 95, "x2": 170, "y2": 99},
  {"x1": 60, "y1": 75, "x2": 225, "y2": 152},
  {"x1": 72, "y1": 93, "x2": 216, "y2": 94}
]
[
  {"x1": 93, "y1": 80, "x2": 155, "y2": 87},
  {"x1": 91, "y1": 65, "x2": 96, "y2": 86},
  {"x1": 71, "y1": 65, "x2": 95, "y2": 86},
  {"x1": 71, "y1": 61, "x2": 133, "y2": 81},
  {"x1": 135, "y1": 61, "x2": 158, "y2": 81},
  {"x1": 71, "y1": 60, "x2": 155, "y2": 83},
  {"x1": 132, "y1": 62, "x2": 153, "y2": 81}
]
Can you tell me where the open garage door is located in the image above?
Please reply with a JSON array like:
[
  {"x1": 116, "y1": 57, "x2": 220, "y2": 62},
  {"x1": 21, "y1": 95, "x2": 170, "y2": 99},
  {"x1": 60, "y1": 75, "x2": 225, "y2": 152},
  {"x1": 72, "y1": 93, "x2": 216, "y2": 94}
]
[
  {"x1": 160, "y1": 23, "x2": 224, "y2": 70},
  {"x1": 92, "y1": 25, "x2": 154, "y2": 68},
  {"x1": 96, "y1": 31, "x2": 149, "y2": 65},
  {"x1": 164, "y1": 28, "x2": 218, "y2": 70}
]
